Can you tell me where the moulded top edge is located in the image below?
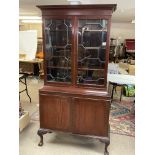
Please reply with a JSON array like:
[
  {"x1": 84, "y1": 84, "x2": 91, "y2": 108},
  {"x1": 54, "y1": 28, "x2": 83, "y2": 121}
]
[
  {"x1": 37, "y1": 4, "x2": 117, "y2": 12},
  {"x1": 39, "y1": 85, "x2": 109, "y2": 96}
]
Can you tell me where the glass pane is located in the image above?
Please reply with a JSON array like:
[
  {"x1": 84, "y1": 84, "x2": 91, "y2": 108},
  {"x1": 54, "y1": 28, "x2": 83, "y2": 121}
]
[
  {"x1": 77, "y1": 19, "x2": 108, "y2": 85},
  {"x1": 77, "y1": 70, "x2": 104, "y2": 85},
  {"x1": 45, "y1": 19, "x2": 72, "y2": 83}
]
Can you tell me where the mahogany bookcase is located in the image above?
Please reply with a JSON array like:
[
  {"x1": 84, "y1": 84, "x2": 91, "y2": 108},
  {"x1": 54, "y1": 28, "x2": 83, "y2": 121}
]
[{"x1": 37, "y1": 4, "x2": 116, "y2": 155}]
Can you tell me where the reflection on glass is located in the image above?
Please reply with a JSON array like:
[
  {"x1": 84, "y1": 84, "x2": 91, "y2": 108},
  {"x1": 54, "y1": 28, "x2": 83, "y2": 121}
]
[
  {"x1": 77, "y1": 19, "x2": 108, "y2": 85},
  {"x1": 77, "y1": 70, "x2": 104, "y2": 85},
  {"x1": 45, "y1": 19, "x2": 72, "y2": 82}
]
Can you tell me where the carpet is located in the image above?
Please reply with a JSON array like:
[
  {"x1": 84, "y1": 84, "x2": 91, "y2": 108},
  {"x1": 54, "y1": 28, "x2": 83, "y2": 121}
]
[
  {"x1": 109, "y1": 99, "x2": 135, "y2": 137},
  {"x1": 31, "y1": 98, "x2": 135, "y2": 137}
]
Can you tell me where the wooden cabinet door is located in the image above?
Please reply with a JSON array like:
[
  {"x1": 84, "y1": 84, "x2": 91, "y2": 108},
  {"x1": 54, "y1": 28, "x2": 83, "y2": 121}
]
[
  {"x1": 39, "y1": 94, "x2": 71, "y2": 131},
  {"x1": 73, "y1": 97, "x2": 110, "y2": 137}
]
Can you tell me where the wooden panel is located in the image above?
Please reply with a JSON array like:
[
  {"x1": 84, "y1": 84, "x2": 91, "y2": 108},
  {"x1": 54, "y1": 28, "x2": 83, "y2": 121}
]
[
  {"x1": 38, "y1": 4, "x2": 116, "y2": 16},
  {"x1": 39, "y1": 86, "x2": 110, "y2": 98},
  {"x1": 40, "y1": 94, "x2": 71, "y2": 131},
  {"x1": 73, "y1": 97, "x2": 110, "y2": 136},
  {"x1": 41, "y1": 9, "x2": 112, "y2": 16}
]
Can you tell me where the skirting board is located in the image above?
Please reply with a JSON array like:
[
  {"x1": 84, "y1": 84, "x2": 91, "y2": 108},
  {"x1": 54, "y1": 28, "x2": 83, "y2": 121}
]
[{"x1": 19, "y1": 111, "x2": 30, "y2": 132}]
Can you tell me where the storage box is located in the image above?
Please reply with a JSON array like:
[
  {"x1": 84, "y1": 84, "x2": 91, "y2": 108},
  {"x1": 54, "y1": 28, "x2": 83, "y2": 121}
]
[
  {"x1": 19, "y1": 111, "x2": 30, "y2": 132},
  {"x1": 128, "y1": 65, "x2": 135, "y2": 75},
  {"x1": 19, "y1": 54, "x2": 26, "y2": 59},
  {"x1": 19, "y1": 62, "x2": 34, "y2": 74},
  {"x1": 118, "y1": 62, "x2": 129, "y2": 71}
]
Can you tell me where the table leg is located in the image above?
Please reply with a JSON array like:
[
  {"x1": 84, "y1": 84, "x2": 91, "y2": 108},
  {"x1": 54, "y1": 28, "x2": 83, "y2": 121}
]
[
  {"x1": 24, "y1": 76, "x2": 31, "y2": 103},
  {"x1": 111, "y1": 84, "x2": 115, "y2": 102},
  {"x1": 120, "y1": 86, "x2": 123, "y2": 101}
]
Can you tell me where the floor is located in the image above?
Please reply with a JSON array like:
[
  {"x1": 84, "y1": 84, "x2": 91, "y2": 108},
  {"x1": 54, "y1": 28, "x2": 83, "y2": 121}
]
[{"x1": 19, "y1": 77, "x2": 135, "y2": 155}]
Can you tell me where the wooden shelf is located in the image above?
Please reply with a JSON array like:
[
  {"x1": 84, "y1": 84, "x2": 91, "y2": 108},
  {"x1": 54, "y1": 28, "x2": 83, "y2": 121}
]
[
  {"x1": 47, "y1": 66, "x2": 71, "y2": 69},
  {"x1": 50, "y1": 30, "x2": 72, "y2": 32},
  {"x1": 78, "y1": 67, "x2": 104, "y2": 71},
  {"x1": 78, "y1": 45, "x2": 106, "y2": 50},
  {"x1": 83, "y1": 29, "x2": 107, "y2": 32},
  {"x1": 53, "y1": 45, "x2": 72, "y2": 48}
]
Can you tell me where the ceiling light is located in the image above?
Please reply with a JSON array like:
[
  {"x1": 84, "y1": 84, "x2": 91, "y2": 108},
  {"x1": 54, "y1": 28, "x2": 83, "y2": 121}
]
[
  {"x1": 21, "y1": 19, "x2": 42, "y2": 23},
  {"x1": 19, "y1": 16, "x2": 41, "y2": 20},
  {"x1": 67, "y1": 0, "x2": 81, "y2": 5}
]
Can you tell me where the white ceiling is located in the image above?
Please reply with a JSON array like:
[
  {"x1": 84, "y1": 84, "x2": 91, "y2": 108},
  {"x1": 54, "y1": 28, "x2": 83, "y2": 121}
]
[{"x1": 19, "y1": 0, "x2": 135, "y2": 23}]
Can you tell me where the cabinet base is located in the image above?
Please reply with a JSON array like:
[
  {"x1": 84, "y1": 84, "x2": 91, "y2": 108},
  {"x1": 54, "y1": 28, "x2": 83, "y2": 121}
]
[{"x1": 37, "y1": 128, "x2": 110, "y2": 155}]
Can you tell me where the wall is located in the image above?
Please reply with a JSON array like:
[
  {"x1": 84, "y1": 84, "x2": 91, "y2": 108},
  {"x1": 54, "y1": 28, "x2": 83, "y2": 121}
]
[
  {"x1": 19, "y1": 23, "x2": 42, "y2": 38},
  {"x1": 110, "y1": 22, "x2": 135, "y2": 43},
  {"x1": 19, "y1": 22, "x2": 135, "y2": 43}
]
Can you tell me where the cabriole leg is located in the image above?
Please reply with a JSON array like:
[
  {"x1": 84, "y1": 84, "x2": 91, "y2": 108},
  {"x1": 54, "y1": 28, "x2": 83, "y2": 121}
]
[
  {"x1": 104, "y1": 141, "x2": 110, "y2": 155},
  {"x1": 100, "y1": 138, "x2": 110, "y2": 155},
  {"x1": 37, "y1": 128, "x2": 52, "y2": 146}
]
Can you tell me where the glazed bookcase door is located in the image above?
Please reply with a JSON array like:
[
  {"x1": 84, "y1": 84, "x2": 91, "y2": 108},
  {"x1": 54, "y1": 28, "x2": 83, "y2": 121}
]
[
  {"x1": 44, "y1": 18, "x2": 73, "y2": 83},
  {"x1": 77, "y1": 19, "x2": 108, "y2": 86}
]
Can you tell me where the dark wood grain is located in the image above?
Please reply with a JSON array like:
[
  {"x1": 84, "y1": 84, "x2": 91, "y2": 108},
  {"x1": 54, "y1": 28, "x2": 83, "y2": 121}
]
[
  {"x1": 37, "y1": 5, "x2": 116, "y2": 16},
  {"x1": 39, "y1": 86, "x2": 110, "y2": 99},
  {"x1": 40, "y1": 94, "x2": 71, "y2": 131},
  {"x1": 37, "y1": 4, "x2": 116, "y2": 10},
  {"x1": 72, "y1": 97, "x2": 110, "y2": 136}
]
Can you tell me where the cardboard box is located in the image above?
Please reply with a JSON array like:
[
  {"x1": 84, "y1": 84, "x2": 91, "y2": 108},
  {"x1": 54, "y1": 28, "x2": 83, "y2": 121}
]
[
  {"x1": 118, "y1": 62, "x2": 129, "y2": 71},
  {"x1": 19, "y1": 54, "x2": 26, "y2": 59},
  {"x1": 19, "y1": 62, "x2": 34, "y2": 74},
  {"x1": 19, "y1": 111, "x2": 30, "y2": 132},
  {"x1": 128, "y1": 65, "x2": 135, "y2": 75}
]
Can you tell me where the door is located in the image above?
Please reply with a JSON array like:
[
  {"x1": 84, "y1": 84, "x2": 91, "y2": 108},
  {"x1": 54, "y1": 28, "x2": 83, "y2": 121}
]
[
  {"x1": 76, "y1": 18, "x2": 109, "y2": 87},
  {"x1": 73, "y1": 97, "x2": 110, "y2": 136},
  {"x1": 39, "y1": 94, "x2": 71, "y2": 131},
  {"x1": 44, "y1": 18, "x2": 73, "y2": 84}
]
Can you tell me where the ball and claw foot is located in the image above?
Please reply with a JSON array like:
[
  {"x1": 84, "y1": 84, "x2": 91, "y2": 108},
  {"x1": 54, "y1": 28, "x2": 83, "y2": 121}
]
[
  {"x1": 38, "y1": 141, "x2": 43, "y2": 146},
  {"x1": 37, "y1": 128, "x2": 52, "y2": 147},
  {"x1": 104, "y1": 145, "x2": 109, "y2": 155},
  {"x1": 104, "y1": 151, "x2": 109, "y2": 155},
  {"x1": 99, "y1": 138, "x2": 110, "y2": 155}
]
